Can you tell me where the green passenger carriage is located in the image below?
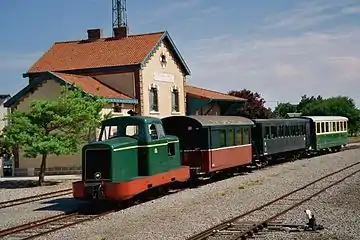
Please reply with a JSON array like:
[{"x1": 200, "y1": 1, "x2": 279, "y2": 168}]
[{"x1": 300, "y1": 116, "x2": 349, "y2": 151}]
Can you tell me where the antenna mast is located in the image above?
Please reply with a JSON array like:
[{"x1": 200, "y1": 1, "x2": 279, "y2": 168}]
[{"x1": 112, "y1": 0, "x2": 127, "y2": 34}]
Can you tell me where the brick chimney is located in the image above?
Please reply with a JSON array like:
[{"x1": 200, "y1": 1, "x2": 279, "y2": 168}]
[
  {"x1": 87, "y1": 29, "x2": 102, "y2": 40},
  {"x1": 113, "y1": 26, "x2": 128, "y2": 39}
]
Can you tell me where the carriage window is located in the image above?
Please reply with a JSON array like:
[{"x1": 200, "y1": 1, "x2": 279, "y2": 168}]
[
  {"x1": 265, "y1": 126, "x2": 270, "y2": 139},
  {"x1": 278, "y1": 125, "x2": 284, "y2": 137},
  {"x1": 219, "y1": 130, "x2": 226, "y2": 147},
  {"x1": 316, "y1": 122, "x2": 320, "y2": 133},
  {"x1": 271, "y1": 126, "x2": 277, "y2": 138},
  {"x1": 340, "y1": 122, "x2": 344, "y2": 131},
  {"x1": 285, "y1": 125, "x2": 289, "y2": 137},
  {"x1": 243, "y1": 128, "x2": 250, "y2": 144},
  {"x1": 236, "y1": 129, "x2": 243, "y2": 145},
  {"x1": 228, "y1": 129, "x2": 235, "y2": 146},
  {"x1": 332, "y1": 122, "x2": 336, "y2": 132},
  {"x1": 344, "y1": 122, "x2": 347, "y2": 131},
  {"x1": 336, "y1": 122, "x2": 339, "y2": 131},
  {"x1": 321, "y1": 122, "x2": 325, "y2": 133},
  {"x1": 325, "y1": 122, "x2": 329, "y2": 132}
]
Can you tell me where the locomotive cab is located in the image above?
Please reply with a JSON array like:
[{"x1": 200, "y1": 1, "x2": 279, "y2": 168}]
[{"x1": 72, "y1": 116, "x2": 189, "y2": 201}]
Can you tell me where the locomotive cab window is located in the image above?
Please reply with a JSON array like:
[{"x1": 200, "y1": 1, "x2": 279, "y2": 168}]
[
  {"x1": 126, "y1": 125, "x2": 139, "y2": 137},
  {"x1": 100, "y1": 126, "x2": 119, "y2": 140},
  {"x1": 168, "y1": 142, "x2": 175, "y2": 156}
]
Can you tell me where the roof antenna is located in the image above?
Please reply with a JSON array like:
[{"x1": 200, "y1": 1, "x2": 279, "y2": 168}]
[{"x1": 112, "y1": 0, "x2": 128, "y2": 36}]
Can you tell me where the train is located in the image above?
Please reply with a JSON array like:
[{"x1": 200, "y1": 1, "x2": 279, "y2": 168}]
[{"x1": 72, "y1": 115, "x2": 349, "y2": 202}]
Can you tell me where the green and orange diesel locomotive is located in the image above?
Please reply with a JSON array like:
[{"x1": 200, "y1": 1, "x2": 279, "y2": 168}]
[{"x1": 72, "y1": 115, "x2": 349, "y2": 202}]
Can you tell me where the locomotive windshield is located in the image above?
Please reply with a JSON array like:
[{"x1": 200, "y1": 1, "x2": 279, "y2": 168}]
[{"x1": 99, "y1": 124, "x2": 140, "y2": 141}]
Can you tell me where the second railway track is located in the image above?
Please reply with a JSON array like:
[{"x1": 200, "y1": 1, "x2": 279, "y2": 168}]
[
  {"x1": 186, "y1": 161, "x2": 360, "y2": 240},
  {"x1": 0, "y1": 204, "x2": 116, "y2": 240},
  {"x1": 0, "y1": 188, "x2": 72, "y2": 210}
]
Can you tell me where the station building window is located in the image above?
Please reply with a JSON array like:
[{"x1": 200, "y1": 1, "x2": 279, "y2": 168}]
[
  {"x1": 149, "y1": 86, "x2": 159, "y2": 112},
  {"x1": 171, "y1": 88, "x2": 180, "y2": 112}
]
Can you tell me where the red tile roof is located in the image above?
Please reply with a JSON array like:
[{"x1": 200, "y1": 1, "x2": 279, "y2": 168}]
[
  {"x1": 185, "y1": 85, "x2": 246, "y2": 101},
  {"x1": 51, "y1": 72, "x2": 132, "y2": 99},
  {"x1": 28, "y1": 32, "x2": 164, "y2": 74}
]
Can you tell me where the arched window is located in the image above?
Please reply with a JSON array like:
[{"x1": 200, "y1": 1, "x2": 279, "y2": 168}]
[
  {"x1": 171, "y1": 88, "x2": 179, "y2": 112},
  {"x1": 149, "y1": 86, "x2": 159, "y2": 112}
]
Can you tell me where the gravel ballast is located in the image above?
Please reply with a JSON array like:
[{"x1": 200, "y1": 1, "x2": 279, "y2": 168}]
[{"x1": 2, "y1": 148, "x2": 360, "y2": 240}]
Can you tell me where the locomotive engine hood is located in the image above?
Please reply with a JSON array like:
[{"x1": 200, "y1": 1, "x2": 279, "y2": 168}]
[{"x1": 83, "y1": 137, "x2": 138, "y2": 151}]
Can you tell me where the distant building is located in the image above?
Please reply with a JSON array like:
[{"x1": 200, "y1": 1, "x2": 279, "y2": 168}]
[
  {"x1": 185, "y1": 85, "x2": 245, "y2": 115},
  {"x1": 0, "y1": 94, "x2": 11, "y2": 134}
]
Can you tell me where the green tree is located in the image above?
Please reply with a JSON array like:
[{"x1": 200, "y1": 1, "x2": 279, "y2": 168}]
[
  {"x1": 2, "y1": 85, "x2": 106, "y2": 185},
  {"x1": 228, "y1": 89, "x2": 272, "y2": 119},
  {"x1": 297, "y1": 94, "x2": 323, "y2": 112},
  {"x1": 0, "y1": 134, "x2": 12, "y2": 159},
  {"x1": 273, "y1": 102, "x2": 298, "y2": 118}
]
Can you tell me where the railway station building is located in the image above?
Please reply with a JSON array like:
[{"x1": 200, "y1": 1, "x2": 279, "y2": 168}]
[{"x1": 4, "y1": 27, "x2": 245, "y2": 176}]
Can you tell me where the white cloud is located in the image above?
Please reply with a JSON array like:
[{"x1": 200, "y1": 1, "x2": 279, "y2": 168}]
[
  {"x1": 184, "y1": 27, "x2": 360, "y2": 109},
  {"x1": 263, "y1": 0, "x2": 359, "y2": 30},
  {"x1": 0, "y1": 52, "x2": 42, "y2": 70}
]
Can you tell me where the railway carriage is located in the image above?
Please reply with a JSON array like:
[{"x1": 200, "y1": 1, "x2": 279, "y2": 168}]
[
  {"x1": 72, "y1": 116, "x2": 190, "y2": 201},
  {"x1": 297, "y1": 116, "x2": 349, "y2": 152},
  {"x1": 161, "y1": 115, "x2": 254, "y2": 178},
  {"x1": 251, "y1": 118, "x2": 311, "y2": 165}
]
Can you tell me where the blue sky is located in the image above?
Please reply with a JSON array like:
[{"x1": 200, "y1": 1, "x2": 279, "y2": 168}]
[{"x1": 1, "y1": 0, "x2": 360, "y2": 109}]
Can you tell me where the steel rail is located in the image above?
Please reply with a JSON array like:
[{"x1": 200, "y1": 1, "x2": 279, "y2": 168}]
[
  {"x1": 186, "y1": 161, "x2": 360, "y2": 240},
  {"x1": 0, "y1": 188, "x2": 72, "y2": 210},
  {"x1": 0, "y1": 206, "x2": 116, "y2": 240}
]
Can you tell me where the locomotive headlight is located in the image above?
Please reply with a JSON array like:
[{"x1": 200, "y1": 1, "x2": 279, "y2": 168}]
[{"x1": 94, "y1": 172, "x2": 101, "y2": 179}]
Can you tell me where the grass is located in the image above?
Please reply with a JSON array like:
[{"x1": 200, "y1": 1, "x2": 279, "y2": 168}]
[
  {"x1": 349, "y1": 136, "x2": 360, "y2": 143},
  {"x1": 238, "y1": 179, "x2": 263, "y2": 190}
]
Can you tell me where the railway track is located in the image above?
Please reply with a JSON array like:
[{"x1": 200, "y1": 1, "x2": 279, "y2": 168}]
[
  {"x1": 0, "y1": 188, "x2": 72, "y2": 210},
  {"x1": 186, "y1": 161, "x2": 360, "y2": 240},
  {"x1": 0, "y1": 204, "x2": 116, "y2": 240}
]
